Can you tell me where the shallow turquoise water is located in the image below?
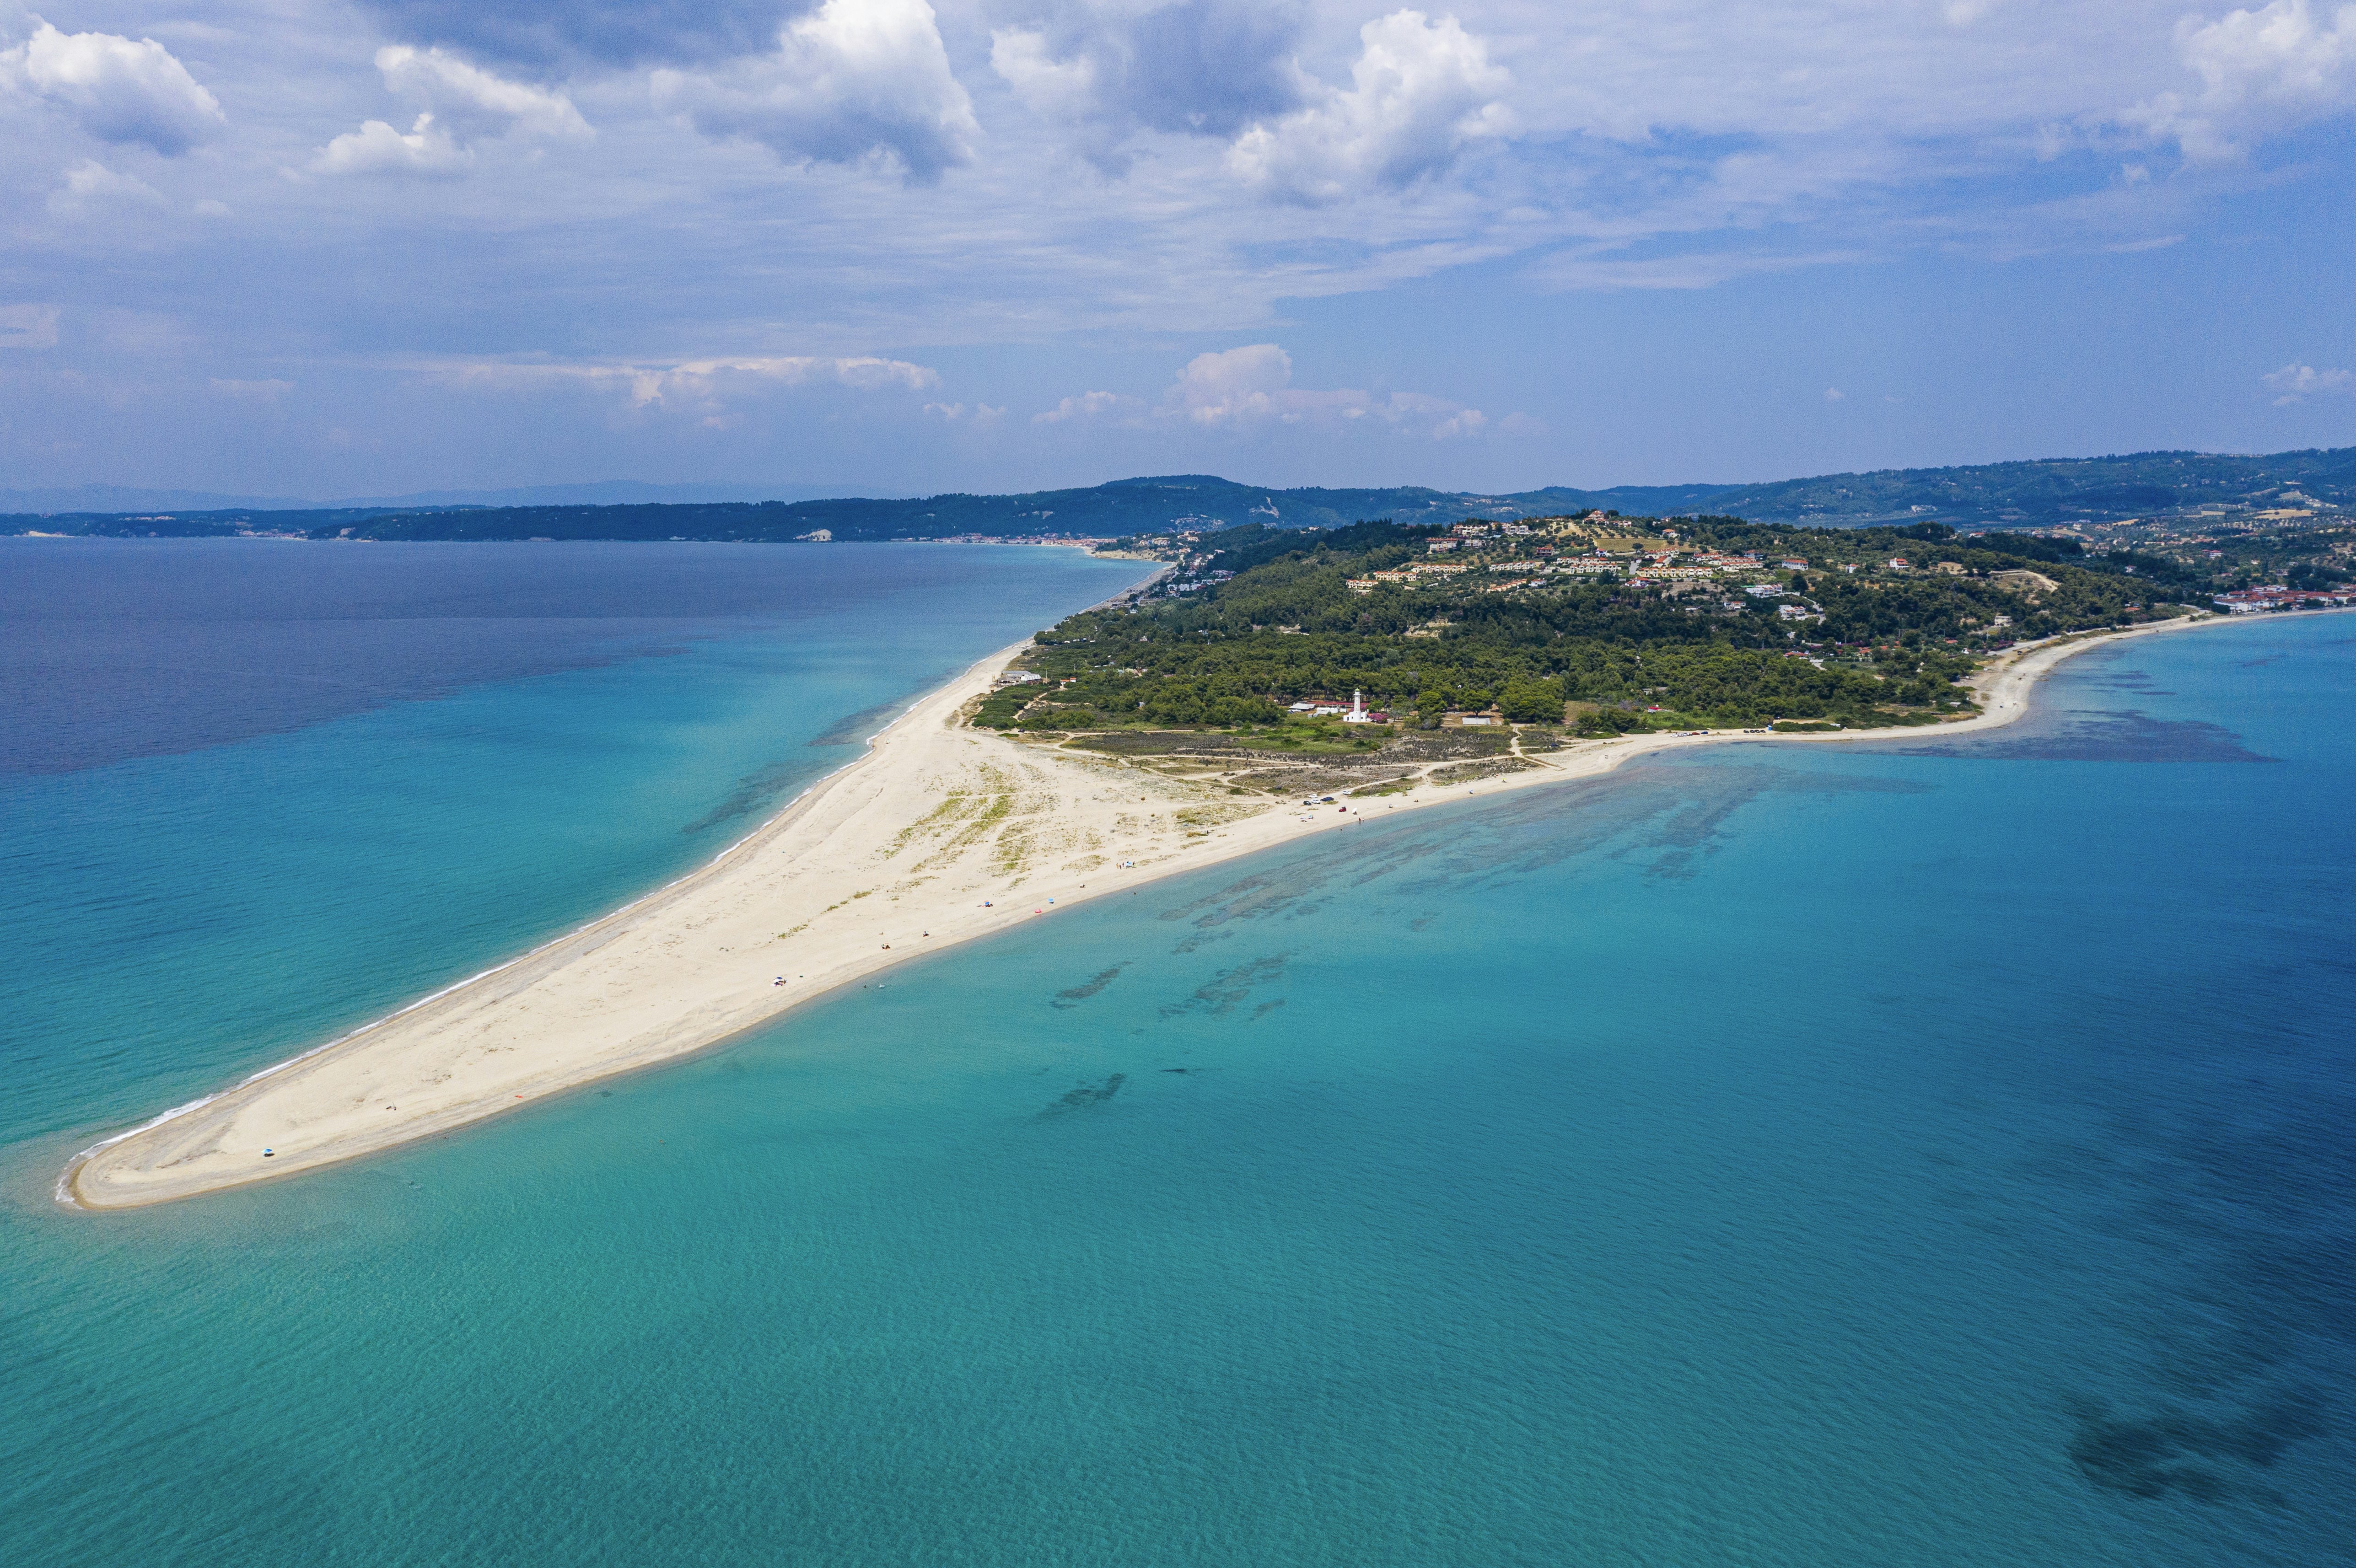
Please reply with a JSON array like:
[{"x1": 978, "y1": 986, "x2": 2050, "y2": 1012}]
[
  {"x1": 1, "y1": 540, "x2": 1146, "y2": 1149},
  {"x1": 4, "y1": 586, "x2": 2351, "y2": 1565}
]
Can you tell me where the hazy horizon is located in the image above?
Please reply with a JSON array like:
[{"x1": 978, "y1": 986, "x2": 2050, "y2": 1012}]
[{"x1": 16, "y1": 438, "x2": 2349, "y2": 519}]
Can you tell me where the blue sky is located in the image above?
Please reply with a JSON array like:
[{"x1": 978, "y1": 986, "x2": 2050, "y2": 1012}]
[{"x1": 2, "y1": 0, "x2": 2352, "y2": 499}]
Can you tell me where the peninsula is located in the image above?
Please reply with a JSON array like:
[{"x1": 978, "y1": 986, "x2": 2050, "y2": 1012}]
[{"x1": 62, "y1": 510, "x2": 2338, "y2": 1209}]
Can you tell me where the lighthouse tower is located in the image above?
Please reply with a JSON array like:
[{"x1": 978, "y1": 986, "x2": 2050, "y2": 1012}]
[{"x1": 1344, "y1": 689, "x2": 1369, "y2": 725}]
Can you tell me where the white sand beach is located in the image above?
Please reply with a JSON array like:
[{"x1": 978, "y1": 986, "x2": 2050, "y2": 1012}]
[{"x1": 61, "y1": 607, "x2": 2269, "y2": 1209}]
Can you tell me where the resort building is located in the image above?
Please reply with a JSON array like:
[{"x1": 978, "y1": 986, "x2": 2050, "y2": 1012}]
[{"x1": 2215, "y1": 586, "x2": 2356, "y2": 612}]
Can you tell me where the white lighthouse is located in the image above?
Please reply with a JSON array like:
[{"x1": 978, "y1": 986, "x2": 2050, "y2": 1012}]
[{"x1": 1344, "y1": 689, "x2": 1370, "y2": 725}]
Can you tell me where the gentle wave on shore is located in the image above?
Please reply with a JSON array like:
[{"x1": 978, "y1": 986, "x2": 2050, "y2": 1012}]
[{"x1": 3, "y1": 559, "x2": 2351, "y2": 1564}]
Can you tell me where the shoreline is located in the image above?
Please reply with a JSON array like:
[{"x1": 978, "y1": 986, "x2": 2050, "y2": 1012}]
[{"x1": 57, "y1": 604, "x2": 2316, "y2": 1211}]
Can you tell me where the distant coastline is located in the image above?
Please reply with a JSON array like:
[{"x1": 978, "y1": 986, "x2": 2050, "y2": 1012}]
[{"x1": 10, "y1": 447, "x2": 2353, "y2": 544}]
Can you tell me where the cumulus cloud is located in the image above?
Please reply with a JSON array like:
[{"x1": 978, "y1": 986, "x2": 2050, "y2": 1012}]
[
  {"x1": 2264, "y1": 361, "x2": 2352, "y2": 401},
  {"x1": 375, "y1": 45, "x2": 591, "y2": 140},
  {"x1": 48, "y1": 158, "x2": 166, "y2": 215},
  {"x1": 313, "y1": 45, "x2": 588, "y2": 176},
  {"x1": 1156, "y1": 344, "x2": 1502, "y2": 437},
  {"x1": 1033, "y1": 389, "x2": 1141, "y2": 423},
  {"x1": 1166, "y1": 344, "x2": 1341, "y2": 423},
  {"x1": 0, "y1": 20, "x2": 224, "y2": 155},
  {"x1": 0, "y1": 303, "x2": 62, "y2": 349},
  {"x1": 989, "y1": 28, "x2": 1093, "y2": 118},
  {"x1": 2127, "y1": 0, "x2": 2356, "y2": 160},
  {"x1": 314, "y1": 114, "x2": 473, "y2": 177},
  {"x1": 991, "y1": 0, "x2": 1307, "y2": 174},
  {"x1": 653, "y1": 0, "x2": 978, "y2": 183},
  {"x1": 1226, "y1": 10, "x2": 1510, "y2": 204}
]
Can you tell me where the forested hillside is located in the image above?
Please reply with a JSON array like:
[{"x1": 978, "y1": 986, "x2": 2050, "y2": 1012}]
[{"x1": 990, "y1": 516, "x2": 2195, "y2": 736}]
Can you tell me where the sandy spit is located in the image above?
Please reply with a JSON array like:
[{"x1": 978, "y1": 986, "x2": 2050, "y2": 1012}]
[{"x1": 58, "y1": 607, "x2": 2297, "y2": 1209}]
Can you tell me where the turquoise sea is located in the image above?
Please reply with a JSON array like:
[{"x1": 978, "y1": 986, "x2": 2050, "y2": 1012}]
[{"x1": 3, "y1": 541, "x2": 2351, "y2": 1565}]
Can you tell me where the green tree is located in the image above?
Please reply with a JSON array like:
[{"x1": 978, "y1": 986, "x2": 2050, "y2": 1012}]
[{"x1": 1499, "y1": 675, "x2": 1563, "y2": 723}]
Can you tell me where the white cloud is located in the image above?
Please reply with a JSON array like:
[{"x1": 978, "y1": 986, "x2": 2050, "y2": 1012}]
[
  {"x1": 1167, "y1": 344, "x2": 1323, "y2": 424},
  {"x1": 990, "y1": 1, "x2": 1309, "y2": 174},
  {"x1": 636, "y1": 354, "x2": 939, "y2": 403},
  {"x1": 990, "y1": 29, "x2": 1099, "y2": 122},
  {"x1": 0, "y1": 20, "x2": 224, "y2": 155},
  {"x1": 2126, "y1": 0, "x2": 2356, "y2": 160},
  {"x1": 1226, "y1": 10, "x2": 1510, "y2": 204},
  {"x1": 925, "y1": 400, "x2": 1006, "y2": 422},
  {"x1": 1156, "y1": 344, "x2": 1499, "y2": 437},
  {"x1": 374, "y1": 45, "x2": 590, "y2": 140},
  {"x1": 0, "y1": 303, "x2": 62, "y2": 349},
  {"x1": 450, "y1": 354, "x2": 941, "y2": 415},
  {"x1": 313, "y1": 113, "x2": 473, "y2": 177},
  {"x1": 1033, "y1": 389, "x2": 1141, "y2": 424},
  {"x1": 653, "y1": 0, "x2": 978, "y2": 183},
  {"x1": 48, "y1": 158, "x2": 166, "y2": 215},
  {"x1": 313, "y1": 45, "x2": 588, "y2": 177},
  {"x1": 1823, "y1": 386, "x2": 1846, "y2": 401},
  {"x1": 2264, "y1": 361, "x2": 2352, "y2": 402}
]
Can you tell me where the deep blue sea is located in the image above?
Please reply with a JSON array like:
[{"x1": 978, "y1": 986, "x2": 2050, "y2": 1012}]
[{"x1": 3, "y1": 542, "x2": 2350, "y2": 1566}]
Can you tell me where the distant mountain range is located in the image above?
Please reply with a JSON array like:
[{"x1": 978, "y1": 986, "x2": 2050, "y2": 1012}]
[
  {"x1": 1677, "y1": 448, "x2": 2354, "y2": 527},
  {"x1": 7, "y1": 449, "x2": 2351, "y2": 542}
]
